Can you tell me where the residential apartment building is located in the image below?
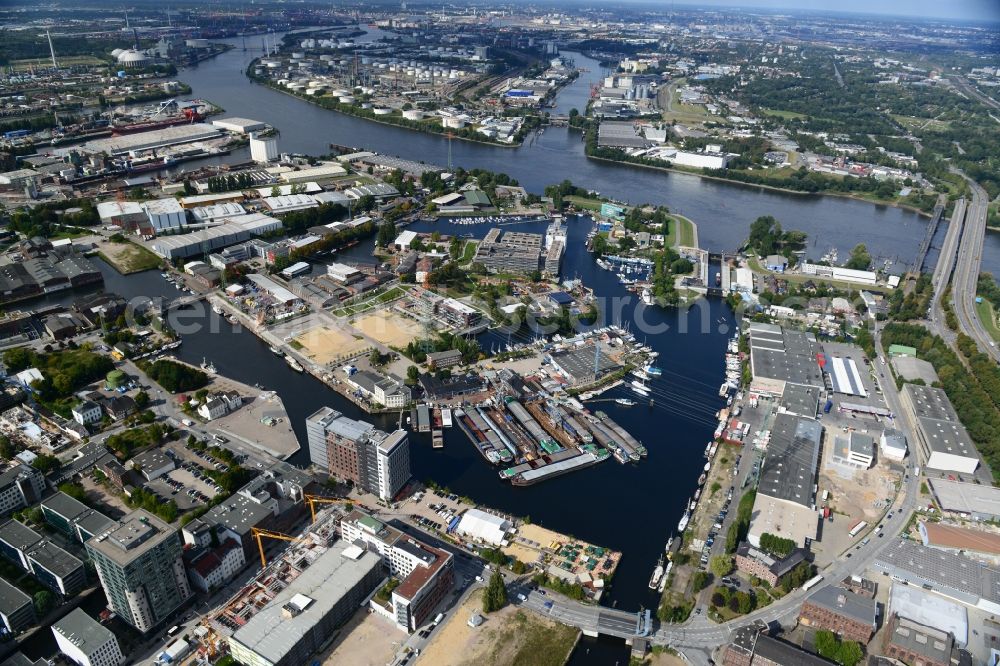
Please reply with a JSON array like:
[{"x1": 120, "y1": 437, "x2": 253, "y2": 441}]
[
  {"x1": 185, "y1": 539, "x2": 245, "y2": 593},
  {"x1": 472, "y1": 228, "x2": 543, "y2": 275},
  {"x1": 734, "y1": 543, "x2": 807, "y2": 588},
  {"x1": 85, "y1": 510, "x2": 191, "y2": 633},
  {"x1": 341, "y1": 511, "x2": 454, "y2": 632}
]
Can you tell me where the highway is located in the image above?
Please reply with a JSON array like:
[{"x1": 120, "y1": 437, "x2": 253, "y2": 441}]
[{"x1": 949, "y1": 174, "x2": 999, "y2": 361}]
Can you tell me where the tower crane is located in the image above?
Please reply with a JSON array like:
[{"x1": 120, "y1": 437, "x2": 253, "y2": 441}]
[
  {"x1": 303, "y1": 494, "x2": 353, "y2": 522},
  {"x1": 250, "y1": 527, "x2": 304, "y2": 568}
]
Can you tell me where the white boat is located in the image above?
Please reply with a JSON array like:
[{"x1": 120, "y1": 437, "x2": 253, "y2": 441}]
[
  {"x1": 615, "y1": 398, "x2": 636, "y2": 406},
  {"x1": 631, "y1": 380, "x2": 649, "y2": 390},
  {"x1": 441, "y1": 408, "x2": 453, "y2": 428},
  {"x1": 649, "y1": 556, "x2": 665, "y2": 590},
  {"x1": 200, "y1": 357, "x2": 217, "y2": 374},
  {"x1": 212, "y1": 304, "x2": 223, "y2": 315},
  {"x1": 269, "y1": 346, "x2": 282, "y2": 356},
  {"x1": 719, "y1": 382, "x2": 730, "y2": 398},
  {"x1": 677, "y1": 510, "x2": 691, "y2": 533},
  {"x1": 632, "y1": 369, "x2": 650, "y2": 381},
  {"x1": 632, "y1": 385, "x2": 650, "y2": 397},
  {"x1": 284, "y1": 354, "x2": 304, "y2": 372},
  {"x1": 644, "y1": 365, "x2": 662, "y2": 376}
]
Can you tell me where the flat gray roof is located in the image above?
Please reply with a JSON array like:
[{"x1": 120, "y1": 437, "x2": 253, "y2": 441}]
[
  {"x1": 780, "y1": 384, "x2": 820, "y2": 418},
  {"x1": 230, "y1": 539, "x2": 382, "y2": 664},
  {"x1": 0, "y1": 577, "x2": 30, "y2": 615},
  {"x1": 928, "y1": 478, "x2": 1000, "y2": 517},
  {"x1": 749, "y1": 325, "x2": 825, "y2": 389},
  {"x1": 892, "y1": 356, "x2": 939, "y2": 384},
  {"x1": 52, "y1": 609, "x2": 116, "y2": 655},
  {"x1": 805, "y1": 585, "x2": 877, "y2": 626},
  {"x1": 759, "y1": 414, "x2": 821, "y2": 507},
  {"x1": 903, "y1": 384, "x2": 978, "y2": 460},
  {"x1": 86, "y1": 510, "x2": 176, "y2": 567},
  {"x1": 874, "y1": 538, "x2": 1000, "y2": 607},
  {"x1": 0, "y1": 520, "x2": 42, "y2": 552},
  {"x1": 27, "y1": 541, "x2": 83, "y2": 578}
]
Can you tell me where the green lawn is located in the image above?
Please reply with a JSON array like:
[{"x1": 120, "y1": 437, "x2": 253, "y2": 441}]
[
  {"x1": 460, "y1": 240, "x2": 478, "y2": 263},
  {"x1": 761, "y1": 108, "x2": 808, "y2": 120},
  {"x1": 565, "y1": 195, "x2": 604, "y2": 212},
  {"x1": 98, "y1": 243, "x2": 162, "y2": 274},
  {"x1": 976, "y1": 299, "x2": 1000, "y2": 343},
  {"x1": 677, "y1": 216, "x2": 696, "y2": 247}
]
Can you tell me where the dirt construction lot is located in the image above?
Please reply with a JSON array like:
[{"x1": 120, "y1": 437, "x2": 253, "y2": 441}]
[
  {"x1": 353, "y1": 310, "x2": 425, "y2": 348},
  {"x1": 293, "y1": 325, "x2": 370, "y2": 364},
  {"x1": 321, "y1": 609, "x2": 402, "y2": 666},
  {"x1": 416, "y1": 595, "x2": 579, "y2": 666}
]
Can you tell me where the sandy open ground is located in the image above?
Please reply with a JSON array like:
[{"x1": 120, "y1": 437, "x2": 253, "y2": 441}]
[
  {"x1": 353, "y1": 310, "x2": 426, "y2": 348},
  {"x1": 321, "y1": 608, "x2": 402, "y2": 666},
  {"x1": 293, "y1": 325, "x2": 370, "y2": 364},
  {"x1": 416, "y1": 595, "x2": 579, "y2": 666}
]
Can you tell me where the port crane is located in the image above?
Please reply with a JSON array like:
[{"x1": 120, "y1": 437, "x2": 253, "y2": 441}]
[
  {"x1": 303, "y1": 494, "x2": 353, "y2": 522},
  {"x1": 250, "y1": 527, "x2": 305, "y2": 568}
]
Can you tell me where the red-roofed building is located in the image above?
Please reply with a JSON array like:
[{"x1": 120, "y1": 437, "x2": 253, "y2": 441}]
[{"x1": 185, "y1": 539, "x2": 246, "y2": 593}]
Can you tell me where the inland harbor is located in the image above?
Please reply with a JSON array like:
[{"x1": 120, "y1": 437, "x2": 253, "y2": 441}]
[{"x1": 413, "y1": 325, "x2": 655, "y2": 486}]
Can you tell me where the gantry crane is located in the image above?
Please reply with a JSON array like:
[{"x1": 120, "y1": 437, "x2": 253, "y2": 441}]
[
  {"x1": 250, "y1": 527, "x2": 304, "y2": 568},
  {"x1": 303, "y1": 494, "x2": 353, "y2": 522}
]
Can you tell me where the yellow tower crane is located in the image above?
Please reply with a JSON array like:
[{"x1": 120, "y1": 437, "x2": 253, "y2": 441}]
[
  {"x1": 303, "y1": 494, "x2": 354, "y2": 522},
  {"x1": 250, "y1": 527, "x2": 304, "y2": 568}
]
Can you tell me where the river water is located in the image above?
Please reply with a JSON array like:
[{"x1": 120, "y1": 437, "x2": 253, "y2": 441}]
[{"x1": 21, "y1": 30, "x2": 999, "y2": 665}]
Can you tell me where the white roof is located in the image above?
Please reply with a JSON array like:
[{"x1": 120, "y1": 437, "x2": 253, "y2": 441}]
[
  {"x1": 394, "y1": 230, "x2": 418, "y2": 247},
  {"x1": 456, "y1": 508, "x2": 511, "y2": 546},
  {"x1": 96, "y1": 201, "x2": 144, "y2": 219},
  {"x1": 432, "y1": 192, "x2": 464, "y2": 206},
  {"x1": 255, "y1": 183, "x2": 323, "y2": 198},
  {"x1": 889, "y1": 582, "x2": 968, "y2": 645},
  {"x1": 143, "y1": 198, "x2": 184, "y2": 215},
  {"x1": 192, "y1": 202, "x2": 246, "y2": 221},
  {"x1": 15, "y1": 368, "x2": 43, "y2": 386},
  {"x1": 328, "y1": 262, "x2": 360, "y2": 277},
  {"x1": 264, "y1": 194, "x2": 319, "y2": 211}
]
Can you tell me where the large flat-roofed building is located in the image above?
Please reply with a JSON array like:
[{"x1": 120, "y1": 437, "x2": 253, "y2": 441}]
[
  {"x1": 888, "y1": 582, "x2": 967, "y2": 647},
  {"x1": 918, "y1": 521, "x2": 1000, "y2": 558},
  {"x1": 83, "y1": 124, "x2": 222, "y2": 155},
  {"x1": 900, "y1": 384, "x2": 982, "y2": 475},
  {"x1": 826, "y1": 356, "x2": 867, "y2": 397},
  {"x1": 472, "y1": 228, "x2": 543, "y2": 275},
  {"x1": 341, "y1": 511, "x2": 455, "y2": 632},
  {"x1": 927, "y1": 478, "x2": 1000, "y2": 520},
  {"x1": 748, "y1": 414, "x2": 821, "y2": 547},
  {"x1": 747, "y1": 323, "x2": 824, "y2": 395},
  {"x1": 0, "y1": 520, "x2": 87, "y2": 596},
  {"x1": 0, "y1": 464, "x2": 46, "y2": 516},
  {"x1": 149, "y1": 213, "x2": 282, "y2": 260},
  {"x1": 211, "y1": 117, "x2": 267, "y2": 134},
  {"x1": 86, "y1": 510, "x2": 191, "y2": 633},
  {"x1": 227, "y1": 539, "x2": 383, "y2": 666},
  {"x1": 52, "y1": 608, "x2": 124, "y2": 666},
  {"x1": 798, "y1": 585, "x2": 877, "y2": 644},
  {"x1": 40, "y1": 491, "x2": 114, "y2": 543},
  {"x1": 0, "y1": 577, "x2": 34, "y2": 635},
  {"x1": 549, "y1": 345, "x2": 621, "y2": 386},
  {"x1": 779, "y1": 384, "x2": 820, "y2": 419},
  {"x1": 597, "y1": 121, "x2": 650, "y2": 149},
  {"x1": 882, "y1": 614, "x2": 972, "y2": 666},
  {"x1": 873, "y1": 538, "x2": 1000, "y2": 615}
]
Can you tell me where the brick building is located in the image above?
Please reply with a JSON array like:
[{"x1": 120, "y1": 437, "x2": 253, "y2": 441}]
[{"x1": 798, "y1": 585, "x2": 878, "y2": 644}]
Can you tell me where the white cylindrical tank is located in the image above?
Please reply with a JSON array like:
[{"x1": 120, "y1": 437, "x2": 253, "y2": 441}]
[
  {"x1": 442, "y1": 117, "x2": 466, "y2": 129},
  {"x1": 402, "y1": 109, "x2": 423, "y2": 121},
  {"x1": 372, "y1": 107, "x2": 392, "y2": 115}
]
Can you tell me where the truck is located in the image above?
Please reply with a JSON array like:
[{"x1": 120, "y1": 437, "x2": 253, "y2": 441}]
[
  {"x1": 802, "y1": 575, "x2": 824, "y2": 591},
  {"x1": 849, "y1": 520, "x2": 868, "y2": 538},
  {"x1": 823, "y1": 399, "x2": 833, "y2": 414}
]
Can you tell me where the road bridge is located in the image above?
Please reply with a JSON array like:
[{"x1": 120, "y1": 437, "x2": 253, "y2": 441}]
[{"x1": 909, "y1": 196, "x2": 947, "y2": 274}]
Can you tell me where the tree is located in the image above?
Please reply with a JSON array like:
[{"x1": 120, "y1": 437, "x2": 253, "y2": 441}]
[
  {"x1": 376, "y1": 220, "x2": 397, "y2": 247},
  {"x1": 482, "y1": 570, "x2": 507, "y2": 612},
  {"x1": 710, "y1": 555, "x2": 733, "y2": 579},
  {"x1": 31, "y1": 454, "x2": 60, "y2": 474},
  {"x1": 369, "y1": 349, "x2": 383, "y2": 367},
  {"x1": 814, "y1": 629, "x2": 863, "y2": 666},
  {"x1": 845, "y1": 243, "x2": 872, "y2": 270},
  {"x1": 692, "y1": 571, "x2": 710, "y2": 591},
  {"x1": 33, "y1": 590, "x2": 54, "y2": 616},
  {"x1": 0, "y1": 435, "x2": 15, "y2": 460},
  {"x1": 405, "y1": 365, "x2": 420, "y2": 386},
  {"x1": 270, "y1": 185, "x2": 281, "y2": 197},
  {"x1": 759, "y1": 533, "x2": 796, "y2": 557},
  {"x1": 134, "y1": 390, "x2": 150, "y2": 409}
]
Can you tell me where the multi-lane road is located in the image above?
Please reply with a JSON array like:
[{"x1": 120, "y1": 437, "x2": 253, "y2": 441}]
[{"x1": 949, "y1": 174, "x2": 1000, "y2": 361}]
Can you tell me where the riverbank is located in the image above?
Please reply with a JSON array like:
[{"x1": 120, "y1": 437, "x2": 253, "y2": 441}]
[
  {"x1": 247, "y1": 69, "x2": 526, "y2": 149},
  {"x1": 584, "y1": 152, "x2": 934, "y2": 219}
]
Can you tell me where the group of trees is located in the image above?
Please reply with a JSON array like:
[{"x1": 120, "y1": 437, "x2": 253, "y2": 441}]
[
  {"x1": 746, "y1": 216, "x2": 807, "y2": 258},
  {"x1": 888, "y1": 273, "x2": 933, "y2": 321},
  {"x1": 404, "y1": 332, "x2": 481, "y2": 366},
  {"x1": 758, "y1": 533, "x2": 797, "y2": 558},
  {"x1": 882, "y1": 323, "x2": 1000, "y2": 481},
  {"x1": 544, "y1": 179, "x2": 589, "y2": 211},
  {"x1": 205, "y1": 172, "x2": 257, "y2": 193},
  {"x1": 844, "y1": 243, "x2": 872, "y2": 271},
  {"x1": 375, "y1": 220, "x2": 397, "y2": 247},
  {"x1": 814, "y1": 629, "x2": 864, "y2": 666},
  {"x1": 106, "y1": 423, "x2": 169, "y2": 460},
  {"x1": 140, "y1": 359, "x2": 208, "y2": 393},
  {"x1": 531, "y1": 572, "x2": 587, "y2": 601},
  {"x1": 725, "y1": 489, "x2": 757, "y2": 553},
  {"x1": 978, "y1": 273, "x2": 1000, "y2": 312},
  {"x1": 710, "y1": 585, "x2": 757, "y2": 615},
  {"x1": 2, "y1": 347, "x2": 113, "y2": 413},
  {"x1": 125, "y1": 485, "x2": 179, "y2": 523},
  {"x1": 482, "y1": 570, "x2": 508, "y2": 612},
  {"x1": 6, "y1": 199, "x2": 100, "y2": 238}
]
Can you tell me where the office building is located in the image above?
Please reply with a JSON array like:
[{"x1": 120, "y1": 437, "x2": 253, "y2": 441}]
[
  {"x1": 86, "y1": 510, "x2": 191, "y2": 633},
  {"x1": 249, "y1": 134, "x2": 279, "y2": 163},
  {"x1": 472, "y1": 228, "x2": 543, "y2": 275},
  {"x1": 0, "y1": 577, "x2": 34, "y2": 635},
  {"x1": 39, "y1": 491, "x2": 115, "y2": 544},
  {"x1": 829, "y1": 432, "x2": 875, "y2": 469},
  {"x1": 0, "y1": 464, "x2": 45, "y2": 516},
  {"x1": 51, "y1": 609, "x2": 124, "y2": 666},
  {"x1": 880, "y1": 428, "x2": 908, "y2": 462},
  {"x1": 0, "y1": 520, "x2": 86, "y2": 596},
  {"x1": 341, "y1": 511, "x2": 455, "y2": 632},
  {"x1": 900, "y1": 384, "x2": 982, "y2": 474},
  {"x1": 227, "y1": 540, "x2": 382, "y2": 666},
  {"x1": 306, "y1": 408, "x2": 411, "y2": 501}
]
